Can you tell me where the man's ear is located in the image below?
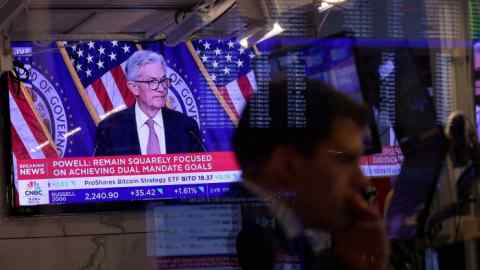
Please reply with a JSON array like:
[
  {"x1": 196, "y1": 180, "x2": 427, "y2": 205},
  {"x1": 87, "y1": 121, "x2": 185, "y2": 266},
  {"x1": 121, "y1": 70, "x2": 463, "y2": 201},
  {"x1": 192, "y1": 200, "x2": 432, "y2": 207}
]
[
  {"x1": 127, "y1": 81, "x2": 139, "y2": 96},
  {"x1": 263, "y1": 146, "x2": 304, "y2": 191}
]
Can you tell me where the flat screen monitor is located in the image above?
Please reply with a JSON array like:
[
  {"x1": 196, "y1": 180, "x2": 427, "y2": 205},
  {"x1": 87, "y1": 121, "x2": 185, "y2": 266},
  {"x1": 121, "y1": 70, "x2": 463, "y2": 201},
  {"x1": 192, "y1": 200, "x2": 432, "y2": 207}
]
[
  {"x1": 2, "y1": 39, "x2": 260, "y2": 214},
  {"x1": 2, "y1": 37, "x2": 383, "y2": 214}
]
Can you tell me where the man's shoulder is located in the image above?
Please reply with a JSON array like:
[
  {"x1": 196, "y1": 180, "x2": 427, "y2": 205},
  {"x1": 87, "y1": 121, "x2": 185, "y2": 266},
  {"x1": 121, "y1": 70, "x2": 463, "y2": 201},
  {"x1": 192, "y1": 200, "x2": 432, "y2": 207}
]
[
  {"x1": 98, "y1": 107, "x2": 135, "y2": 128},
  {"x1": 162, "y1": 108, "x2": 193, "y2": 121},
  {"x1": 162, "y1": 108, "x2": 198, "y2": 128}
]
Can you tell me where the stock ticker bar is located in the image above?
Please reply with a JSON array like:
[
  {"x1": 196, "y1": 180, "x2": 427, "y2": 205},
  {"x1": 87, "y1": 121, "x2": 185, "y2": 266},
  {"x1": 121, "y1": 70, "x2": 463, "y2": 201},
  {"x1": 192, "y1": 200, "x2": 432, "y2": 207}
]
[
  {"x1": 16, "y1": 152, "x2": 241, "y2": 206},
  {"x1": 48, "y1": 183, "x2": 234, "y2": 204},
  {"x1": 17, "y1": 149, "x2": 402, "y2": 206}
]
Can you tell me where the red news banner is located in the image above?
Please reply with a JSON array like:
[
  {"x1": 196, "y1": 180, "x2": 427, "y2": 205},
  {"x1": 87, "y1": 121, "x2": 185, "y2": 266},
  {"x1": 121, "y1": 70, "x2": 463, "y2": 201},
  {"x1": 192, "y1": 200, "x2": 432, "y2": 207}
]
[
  {"x1": 17, "y1": 152, "x2": 240, "y2": 181},
  {"x1": 360, "y1": 146, "x2": 403, "y2": 177},
  {"x1": 16, "y1": 146, "x2": 403, "y2": 181}
]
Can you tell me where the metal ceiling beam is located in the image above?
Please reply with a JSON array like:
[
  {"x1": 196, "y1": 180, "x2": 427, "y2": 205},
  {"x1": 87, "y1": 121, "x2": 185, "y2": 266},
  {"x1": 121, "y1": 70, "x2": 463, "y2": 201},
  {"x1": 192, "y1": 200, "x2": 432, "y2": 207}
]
[
  {"x1": 27, "y1": 0, "x2": 200, "y2": 10},
  {"x1": 0, "y1": 0, "x2": 29, "y2": 33},
  {"x1": 9, "y1": 32, "x2": 147, "y2": 42},
  {"x1": 0, "y1": 33, "x2": 12, "y2": 73}
]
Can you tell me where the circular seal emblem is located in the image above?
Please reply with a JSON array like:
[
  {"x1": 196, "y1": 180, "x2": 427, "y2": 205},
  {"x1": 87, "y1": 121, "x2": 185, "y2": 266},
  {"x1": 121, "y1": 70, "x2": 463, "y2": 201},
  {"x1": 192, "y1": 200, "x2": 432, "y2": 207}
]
[
  {"x1": 165, "y1": 65, "x2": 200, "y2": 127},
  {"x1": 15, "y1": 60, "x2": 70, "y2": 157}
]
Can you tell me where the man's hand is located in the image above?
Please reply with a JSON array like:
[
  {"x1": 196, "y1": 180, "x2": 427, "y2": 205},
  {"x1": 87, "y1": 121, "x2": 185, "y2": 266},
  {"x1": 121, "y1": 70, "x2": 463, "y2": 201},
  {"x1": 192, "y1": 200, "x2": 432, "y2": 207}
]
[{"x1": 333, "y1": 193, "x2": 390, "y2": 270}]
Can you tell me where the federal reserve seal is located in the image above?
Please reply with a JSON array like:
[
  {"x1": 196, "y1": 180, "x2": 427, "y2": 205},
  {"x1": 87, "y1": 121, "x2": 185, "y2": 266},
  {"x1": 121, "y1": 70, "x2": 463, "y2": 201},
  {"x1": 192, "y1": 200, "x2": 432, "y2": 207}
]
[
  {"x1": 165, "y1": 63, "x2": 200, "y2": 127},
  {"x1": 13, "y1": 47, "x2": 71, "y2": 157},
  {"x1": 28, "y1": 65, "x2": 70, "y2": 157}
]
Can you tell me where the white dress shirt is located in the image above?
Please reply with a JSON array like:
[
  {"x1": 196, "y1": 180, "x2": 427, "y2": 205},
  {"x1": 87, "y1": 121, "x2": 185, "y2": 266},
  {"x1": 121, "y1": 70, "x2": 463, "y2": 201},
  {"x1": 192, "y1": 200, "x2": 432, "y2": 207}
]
[{"x1": 135, "y1": 103, "x2": 167, "y2": 155}]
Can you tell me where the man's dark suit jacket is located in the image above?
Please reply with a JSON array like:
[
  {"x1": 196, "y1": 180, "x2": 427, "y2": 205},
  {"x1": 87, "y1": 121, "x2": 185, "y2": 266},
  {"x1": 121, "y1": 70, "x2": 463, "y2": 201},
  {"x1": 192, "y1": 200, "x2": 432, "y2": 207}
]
[
  {"x1": 94, "y1": 106, "x2": 204, "y2": 156},
  {"x1": 237, "y1": 219, "x2": 347, "y2": 270},
  {"x1": 208, "y1": 183, "x2": 349, "y2": 270}
]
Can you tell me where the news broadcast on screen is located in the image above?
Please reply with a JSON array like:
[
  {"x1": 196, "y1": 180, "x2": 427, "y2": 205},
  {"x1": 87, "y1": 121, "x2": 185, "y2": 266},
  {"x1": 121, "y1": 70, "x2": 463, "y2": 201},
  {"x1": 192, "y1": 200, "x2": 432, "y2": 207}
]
[{"x1": 5, "y1": 37, "x2": 397, "y2": 209}]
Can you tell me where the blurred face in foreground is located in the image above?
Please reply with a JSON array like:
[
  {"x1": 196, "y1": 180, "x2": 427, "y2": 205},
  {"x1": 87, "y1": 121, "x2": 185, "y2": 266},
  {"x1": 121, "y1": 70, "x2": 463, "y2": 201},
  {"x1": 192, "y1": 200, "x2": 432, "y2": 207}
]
[{"x1": 264, "y1": 117, "x2": 370, "y2": 230}]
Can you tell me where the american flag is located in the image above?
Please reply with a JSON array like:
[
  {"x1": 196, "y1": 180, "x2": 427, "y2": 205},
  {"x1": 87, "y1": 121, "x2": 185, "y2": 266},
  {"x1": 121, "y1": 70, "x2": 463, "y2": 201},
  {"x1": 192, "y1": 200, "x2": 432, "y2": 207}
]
[
  {"x1": 191, "y1": 39, "x2": 257, "y2": 121},
  {"x1": 8, "y1": 77, "x2": 59, "y2": 160},
  {"x1": 62, "y1": 40, "x2": 137, "y2": 122},
  {"x1": 8, "y1": 38, "x2": 258, "y2": 162}
]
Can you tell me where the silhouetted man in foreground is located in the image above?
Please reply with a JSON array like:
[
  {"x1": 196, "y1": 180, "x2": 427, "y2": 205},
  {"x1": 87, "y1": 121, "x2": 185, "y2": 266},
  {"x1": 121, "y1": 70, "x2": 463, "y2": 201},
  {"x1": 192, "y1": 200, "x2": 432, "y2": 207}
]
[{"x1": 233, "y1": 79, "x2": 389, "y2": 270}]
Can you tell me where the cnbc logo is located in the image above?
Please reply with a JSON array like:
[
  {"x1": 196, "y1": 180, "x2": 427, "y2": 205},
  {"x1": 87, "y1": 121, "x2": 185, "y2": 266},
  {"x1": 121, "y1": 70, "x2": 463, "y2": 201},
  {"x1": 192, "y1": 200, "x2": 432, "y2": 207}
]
[{"x1": 25, "y1": 181, "x2": 43, "y2": 196}]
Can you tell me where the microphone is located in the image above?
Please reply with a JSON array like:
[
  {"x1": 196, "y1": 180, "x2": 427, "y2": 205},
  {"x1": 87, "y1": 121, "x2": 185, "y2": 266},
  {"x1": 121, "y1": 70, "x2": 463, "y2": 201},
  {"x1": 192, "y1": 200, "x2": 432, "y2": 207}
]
[{"x1": 188, "y1": 130, "x2": 207, "y2": 152}]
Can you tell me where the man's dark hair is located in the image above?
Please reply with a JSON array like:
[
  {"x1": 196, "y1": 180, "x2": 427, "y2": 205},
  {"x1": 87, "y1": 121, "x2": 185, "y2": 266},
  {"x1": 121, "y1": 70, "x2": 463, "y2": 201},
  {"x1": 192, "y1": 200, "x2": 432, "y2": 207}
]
[{"x1": 233, "y1": 79, "x2": 369, "y2": 178}]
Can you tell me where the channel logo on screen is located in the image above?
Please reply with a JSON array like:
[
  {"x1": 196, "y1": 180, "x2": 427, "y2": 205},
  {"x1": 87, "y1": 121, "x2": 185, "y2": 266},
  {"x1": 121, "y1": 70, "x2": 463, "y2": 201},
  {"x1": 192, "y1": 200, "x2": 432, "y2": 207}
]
[{"x1": 25, "y1": 181, "x2": 43, "y2": 196}]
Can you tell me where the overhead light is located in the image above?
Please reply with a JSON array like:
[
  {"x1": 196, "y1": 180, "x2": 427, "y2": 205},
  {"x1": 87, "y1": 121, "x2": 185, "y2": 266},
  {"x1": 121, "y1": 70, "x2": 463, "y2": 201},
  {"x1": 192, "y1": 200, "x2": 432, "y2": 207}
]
[
  {"x1": 318, "y1": 2, "x2": 334, "y2": 12},
  {"x1": 238, "y1": 24, "x2": 264, "y2": 48},
  {"x1": 318, "y1": 0, "x2": 348, "y2": 12},
  {"x1": 324, "y1": 0, "x2": 348, "y2": 3},
  {"x1": 258, "y1": 22, "x2": 284, "y2": 44},
  {"x1": 239, "y1": 37, "x2": 249, "y2": 48},
  {"x1": 239, "y1": 22, "x2": 284, "y2": 48}
]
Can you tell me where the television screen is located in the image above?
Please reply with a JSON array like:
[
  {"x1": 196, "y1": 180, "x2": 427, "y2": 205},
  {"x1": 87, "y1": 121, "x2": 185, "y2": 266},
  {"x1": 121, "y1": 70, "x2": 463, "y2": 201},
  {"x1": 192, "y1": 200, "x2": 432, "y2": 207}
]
[
  {"x1": 3, "y1": 37, "x2": 387, "y2": 213},
  {"x1": 4, "y1": 39, "x2": 259, "y2": 211}
]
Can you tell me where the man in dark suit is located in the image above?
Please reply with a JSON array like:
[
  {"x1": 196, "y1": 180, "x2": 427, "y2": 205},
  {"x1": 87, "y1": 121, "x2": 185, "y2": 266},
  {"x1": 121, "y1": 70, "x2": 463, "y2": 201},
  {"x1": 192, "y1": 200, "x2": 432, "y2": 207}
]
[
  {"x1": 94, "y1": 50, "x2": 203, "y2": 156},
  {"x1": 233, "y1": 79, "x2": 389, "y2": 270}
]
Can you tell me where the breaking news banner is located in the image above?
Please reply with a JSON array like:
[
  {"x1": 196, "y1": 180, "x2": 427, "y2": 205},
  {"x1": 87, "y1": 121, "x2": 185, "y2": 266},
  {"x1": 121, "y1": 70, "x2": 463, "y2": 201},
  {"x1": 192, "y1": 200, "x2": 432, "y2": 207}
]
[
  {"x1": 17, "y1": 152, "x2": 241, "y2": 206},
  {"x1": 16, "y1": 147, "x2": 403, "y2": 206}
]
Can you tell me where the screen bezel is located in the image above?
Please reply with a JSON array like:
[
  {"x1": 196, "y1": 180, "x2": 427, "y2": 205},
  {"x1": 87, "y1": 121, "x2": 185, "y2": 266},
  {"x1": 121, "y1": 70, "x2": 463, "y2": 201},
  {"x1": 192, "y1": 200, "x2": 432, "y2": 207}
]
[
  {"x1": 1, "y1": 71, "x2": 247, "y2": 216},
  {"x1": 3, "y1": 35, "x2": 381, "y2": 215}
]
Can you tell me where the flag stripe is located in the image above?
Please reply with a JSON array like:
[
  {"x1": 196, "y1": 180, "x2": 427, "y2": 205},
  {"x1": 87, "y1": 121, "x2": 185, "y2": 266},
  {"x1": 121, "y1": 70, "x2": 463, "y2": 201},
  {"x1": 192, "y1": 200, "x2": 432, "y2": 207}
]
[
  {"x1": 91, "y1": 79, "x2": 114, "y2": 113},
  {"x1": 8, "y1": 93, "x2": 46, "y2": 159},
  {"x1": 12, "y1": 152, "x2": 20, "y2": 207},
  {"x1": 57, "y1": 42, "x2": 101, "y2": 125},
  {"x1": 10, "y1": 126, "x2": 31, "y2": 160},
  {"x1": 237, "y1": 74, "x2": 254, "y2": 103},
  {"x1": 111, "y1": 66, "x2": 135, "y2": 106},
  {"x1": 185, "y1": 41, "x2": 239, "y2": 124},
  {"x1": 86, "y1": 85, "x2": 106, "y2": 118},
  {"x1": 15, "y1": 83, "x2": 59, "y2": 158},
  {"x1": 9, "y1": 88, "x2": 57, "y2": 157},
  {"x1": 100, "y1": 71, "x2": 125, "y2": 110},
  {"x1": 225, "y1": 80, "x2": 247, "y2": 116},
  {"x1": 388, "y1": 127, "x2": 394, "y2": 145},
  {"x1": 218, "y1": 86, "x2": 240, "y2": 120},
  {"x1": 246, "y1": 71, "x2": 257, "y2": 92}
]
